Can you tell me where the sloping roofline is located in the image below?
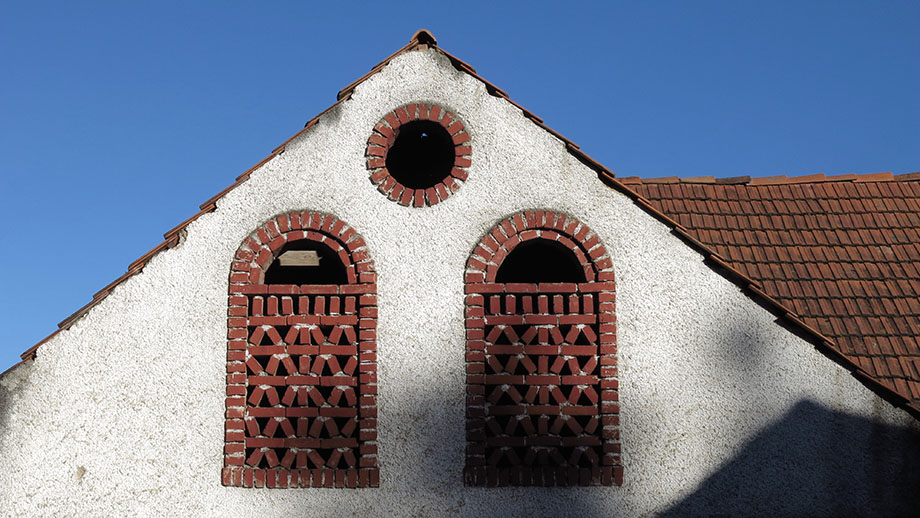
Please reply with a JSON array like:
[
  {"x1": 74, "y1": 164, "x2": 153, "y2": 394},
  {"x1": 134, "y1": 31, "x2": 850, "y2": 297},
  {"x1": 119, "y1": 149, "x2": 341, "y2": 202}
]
[{"x1": 5, "y1": 30, "x2": 918, "y2": 420}]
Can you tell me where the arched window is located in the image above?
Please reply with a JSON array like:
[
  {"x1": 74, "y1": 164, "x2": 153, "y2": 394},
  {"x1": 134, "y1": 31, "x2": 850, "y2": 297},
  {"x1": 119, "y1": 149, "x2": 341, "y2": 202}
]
[
  {"x1": 464, "y1": 211, "x2": 621, "y2": 487},
  {"x1": 224, "y1": 212, "x2": 379, "y2": 488}
]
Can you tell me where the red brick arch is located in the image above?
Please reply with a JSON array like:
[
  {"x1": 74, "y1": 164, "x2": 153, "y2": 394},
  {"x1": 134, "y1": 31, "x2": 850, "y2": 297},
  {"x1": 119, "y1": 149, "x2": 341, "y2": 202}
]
[
  {"x1": 224, "y1": 211, "x2": 378, "y2": 489},
  {"x1": 365, "y1": 103, "x2": 472, "y2": 207},
  {"x1": 464, "y1": 210, "x2": 621, "y2": 487}
]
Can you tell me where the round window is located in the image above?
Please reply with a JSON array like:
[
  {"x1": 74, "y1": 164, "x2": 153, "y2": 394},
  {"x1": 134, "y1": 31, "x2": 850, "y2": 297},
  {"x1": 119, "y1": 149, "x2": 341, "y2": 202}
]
[{"x1": 366, "y1": 104, "x2": 471, "y2": 207}]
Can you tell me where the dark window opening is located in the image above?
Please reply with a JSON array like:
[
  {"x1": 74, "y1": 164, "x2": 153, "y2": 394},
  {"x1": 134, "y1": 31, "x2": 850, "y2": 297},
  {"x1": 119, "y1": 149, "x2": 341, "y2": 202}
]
[
  {"x1": 264, "y1": 240, "x2": 347, "y2": 285},
  {"x1": 385, "y1": 120, "x2": 455, "y2": 189},
  {"x1": 496, "y1": 238, "x2": 586, "y2": 283}
]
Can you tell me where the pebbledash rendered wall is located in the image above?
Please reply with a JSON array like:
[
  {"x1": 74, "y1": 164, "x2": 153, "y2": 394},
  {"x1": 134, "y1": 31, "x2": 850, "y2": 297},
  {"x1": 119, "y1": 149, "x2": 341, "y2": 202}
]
[{"x1": 1, "y1": 48, "x2": 918, "y2": 517}]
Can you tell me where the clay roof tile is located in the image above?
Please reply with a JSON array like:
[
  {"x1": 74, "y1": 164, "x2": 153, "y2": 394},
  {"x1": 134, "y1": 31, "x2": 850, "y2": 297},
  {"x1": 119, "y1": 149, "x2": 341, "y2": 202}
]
[{"x1": 632, "y1": 169, "x2": 920, "y2": 415}]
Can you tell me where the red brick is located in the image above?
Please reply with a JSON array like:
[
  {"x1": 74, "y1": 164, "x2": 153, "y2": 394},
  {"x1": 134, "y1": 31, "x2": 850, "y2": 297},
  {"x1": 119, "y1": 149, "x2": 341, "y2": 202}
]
[
  {"x1": 383, "y1": 112, "x2": 398, "y2": 129},
  {"x1": 367, "y1": 133, "x2": 387, "y2": 147},
  {"x1": 425, "y1": 187, "x2": 439, "y2": 205},
  {"x1": 434, "y1": 182, "x2": 449, "y2": 202},
  {"x1": 375, "y1": 122, "x2": 393, "y2": 138},
  {"x1": 399, "y1": 187, "x2": 413, "y2": 206},
  {"x1": 369, "y1": 469, "x2": 380, "y2": 487},
  {"x1": 256, "y1": 228, "x2": 270, "y2": 245},
  {"x1": 277, "y1": 215, "x2": 291, "y2": 233},
  {"x1": 381, "y1": 178, "x2": 397, "y2": 197},
  {"x1": 288, "y1": 212, "x2": 302, "y2": 230},
  {"x1": 466, "y1": 272, "x2": 485, "y2": 283},
  {"x1": 417, "y1": 104, "x2": 430, "y2": 120},
  {"x1": 467, "y1": 256, "x2": 487, "y2": 271},
  {"x1": 370, "y1": 168, "x2": 388, "y2": 183},
  {"x1": 396, "y1": 106, "x2": 409, "y2": 124},
  {"x1": 265, "y1": 221, "x2": 281, "y2": 239}
]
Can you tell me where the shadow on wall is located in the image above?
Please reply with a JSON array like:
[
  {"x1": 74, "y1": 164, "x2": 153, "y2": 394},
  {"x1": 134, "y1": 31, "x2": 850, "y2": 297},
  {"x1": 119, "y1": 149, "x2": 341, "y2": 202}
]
[
  {"x1": 235, "y1": 382, "x2": 611, "y2": 518},
  {"x1": 661, "y1": 400, "x2": 920, "y2": 517},
  {"x1": 0, "y1": 367, "x2": 26, "y2": 445},
  {"x1": 374, "y1": 385, "x2": 611, "y2": 517},
  {"x1": 0, "y1": 382, "x2": 9, "y2": 443}
]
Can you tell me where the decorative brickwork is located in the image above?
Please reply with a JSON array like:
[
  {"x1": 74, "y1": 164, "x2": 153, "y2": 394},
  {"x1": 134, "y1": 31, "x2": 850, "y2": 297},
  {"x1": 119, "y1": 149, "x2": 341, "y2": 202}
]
[
  {"x1": 464, "y1": 211, "x2": 621, "y2": 487},
  {"x1": 224, "y1": 212, "x2": 379, "y2": 488},
  {"x1": 366, "y1": 103, "x2": 471, "y2": 207}
]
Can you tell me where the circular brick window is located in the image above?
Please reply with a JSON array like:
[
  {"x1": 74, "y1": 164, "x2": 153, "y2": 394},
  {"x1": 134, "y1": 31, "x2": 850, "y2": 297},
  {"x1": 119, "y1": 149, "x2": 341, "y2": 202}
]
[{"x1": 366, "y1": 104, "x2": 471, "y2": 207}]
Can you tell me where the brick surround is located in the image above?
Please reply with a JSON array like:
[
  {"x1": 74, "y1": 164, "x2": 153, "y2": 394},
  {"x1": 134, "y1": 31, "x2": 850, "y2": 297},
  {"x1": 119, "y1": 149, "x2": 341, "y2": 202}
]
[
  {"x1": 223, "y1": 212, "x2": 379, "y2": 488},
  {"x1": 365, "y1": 103, "x2": 471, "y2": 207},
  {"x1": 464, "y1": 211, "x2": 621, "y2": 487}
]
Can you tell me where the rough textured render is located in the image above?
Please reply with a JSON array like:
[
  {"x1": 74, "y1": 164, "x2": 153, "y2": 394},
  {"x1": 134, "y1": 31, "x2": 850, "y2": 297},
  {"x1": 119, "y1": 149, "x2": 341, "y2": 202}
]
[{"x1": 1, "y1": 43, "x2": 918, "y2": 517}]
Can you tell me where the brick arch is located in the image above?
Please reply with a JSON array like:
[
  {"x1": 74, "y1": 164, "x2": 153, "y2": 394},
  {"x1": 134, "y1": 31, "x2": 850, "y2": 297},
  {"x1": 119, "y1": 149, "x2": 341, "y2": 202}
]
[
  {"x1": 464, "y1": 210, "x2": 621, "y2": 487},
  {"x1": 365, "y1": 103, "x2": 472, "y2": 207},
  {"x1": 224, "y1": 211, "x2": 379, "y2": 489},
  {"x1": 467, "y1": 211, "x2": 615, "y2": 284}
]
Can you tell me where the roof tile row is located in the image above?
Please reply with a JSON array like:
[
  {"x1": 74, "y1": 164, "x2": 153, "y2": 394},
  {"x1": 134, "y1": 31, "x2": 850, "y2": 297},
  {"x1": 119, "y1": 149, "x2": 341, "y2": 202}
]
[{"x1": 631, "y1": 174, "x2": 920, "y2": 414}]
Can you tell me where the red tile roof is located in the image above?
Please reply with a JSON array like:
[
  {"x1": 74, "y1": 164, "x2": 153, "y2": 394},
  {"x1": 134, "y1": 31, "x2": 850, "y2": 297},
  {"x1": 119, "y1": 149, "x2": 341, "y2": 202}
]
[
  {"x1": 625, "y1": 174, "x2": 920, "y2": 415},
  {"x1": 4, "y1": 30, "x2": 918, "y2": 421}
]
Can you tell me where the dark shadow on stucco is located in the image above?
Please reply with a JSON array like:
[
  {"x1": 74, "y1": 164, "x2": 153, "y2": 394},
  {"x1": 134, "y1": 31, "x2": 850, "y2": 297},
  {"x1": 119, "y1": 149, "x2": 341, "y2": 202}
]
[
  {"x1": 0, "y1": 380, "x2": 10, "y2": 439},
  {"x1": 397, "y1": 385, "x2": 610, "y2": 518},
  {"x1": 238, "y1": 381, "x2": 610, "y2": 517},
  {"x1": 0, "y1": 364, "x2": 27, "y2": 443},
  {"x1": 661, "y1": 400, "x2": 920, "y2": 518}
]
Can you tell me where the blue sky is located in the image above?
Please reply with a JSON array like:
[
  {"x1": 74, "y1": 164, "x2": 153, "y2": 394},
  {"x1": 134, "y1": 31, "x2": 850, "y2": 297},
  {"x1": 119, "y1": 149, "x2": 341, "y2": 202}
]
[{"x1": 1, "y1": 1, "x2": 918, "y2": 372}]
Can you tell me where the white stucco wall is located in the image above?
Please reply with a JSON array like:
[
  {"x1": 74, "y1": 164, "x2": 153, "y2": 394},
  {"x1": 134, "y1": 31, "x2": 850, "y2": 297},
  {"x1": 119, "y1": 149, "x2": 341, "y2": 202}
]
[{"x1": 1, "y1": 48, "x2": 918, "y2": 517}]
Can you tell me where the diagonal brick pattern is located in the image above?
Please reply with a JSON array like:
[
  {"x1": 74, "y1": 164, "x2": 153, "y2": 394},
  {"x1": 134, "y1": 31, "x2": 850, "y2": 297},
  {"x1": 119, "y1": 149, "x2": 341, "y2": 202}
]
[
  {"x1": 465, "y1": 211, "x2": 621, "y2": 487},
  {"x1": 224, "y1": 212, "x2": 379, "y2": 489}
]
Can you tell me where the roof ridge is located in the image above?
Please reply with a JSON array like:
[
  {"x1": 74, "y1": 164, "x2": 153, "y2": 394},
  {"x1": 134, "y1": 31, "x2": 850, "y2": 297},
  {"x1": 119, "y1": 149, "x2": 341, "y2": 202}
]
[{"x1": 621, "y1": 171, "x2": 920, "y2": 186}]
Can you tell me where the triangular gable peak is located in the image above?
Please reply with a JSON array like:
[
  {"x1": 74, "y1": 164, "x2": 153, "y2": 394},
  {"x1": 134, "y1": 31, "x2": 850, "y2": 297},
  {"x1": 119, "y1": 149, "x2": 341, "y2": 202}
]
[{"x1": 5, "y1": 30, "x2": 918, "y2": 421}]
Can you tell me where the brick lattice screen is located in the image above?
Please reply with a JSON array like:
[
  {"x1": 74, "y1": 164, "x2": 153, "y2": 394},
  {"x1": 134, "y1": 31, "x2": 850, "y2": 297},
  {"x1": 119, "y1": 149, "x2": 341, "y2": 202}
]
[
  {"x1": 224, "y1": 212, "x2": 379, "y2": 488},
  {"x1": 464, "y1": 211, "x2": 622, "y2": 487}
]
